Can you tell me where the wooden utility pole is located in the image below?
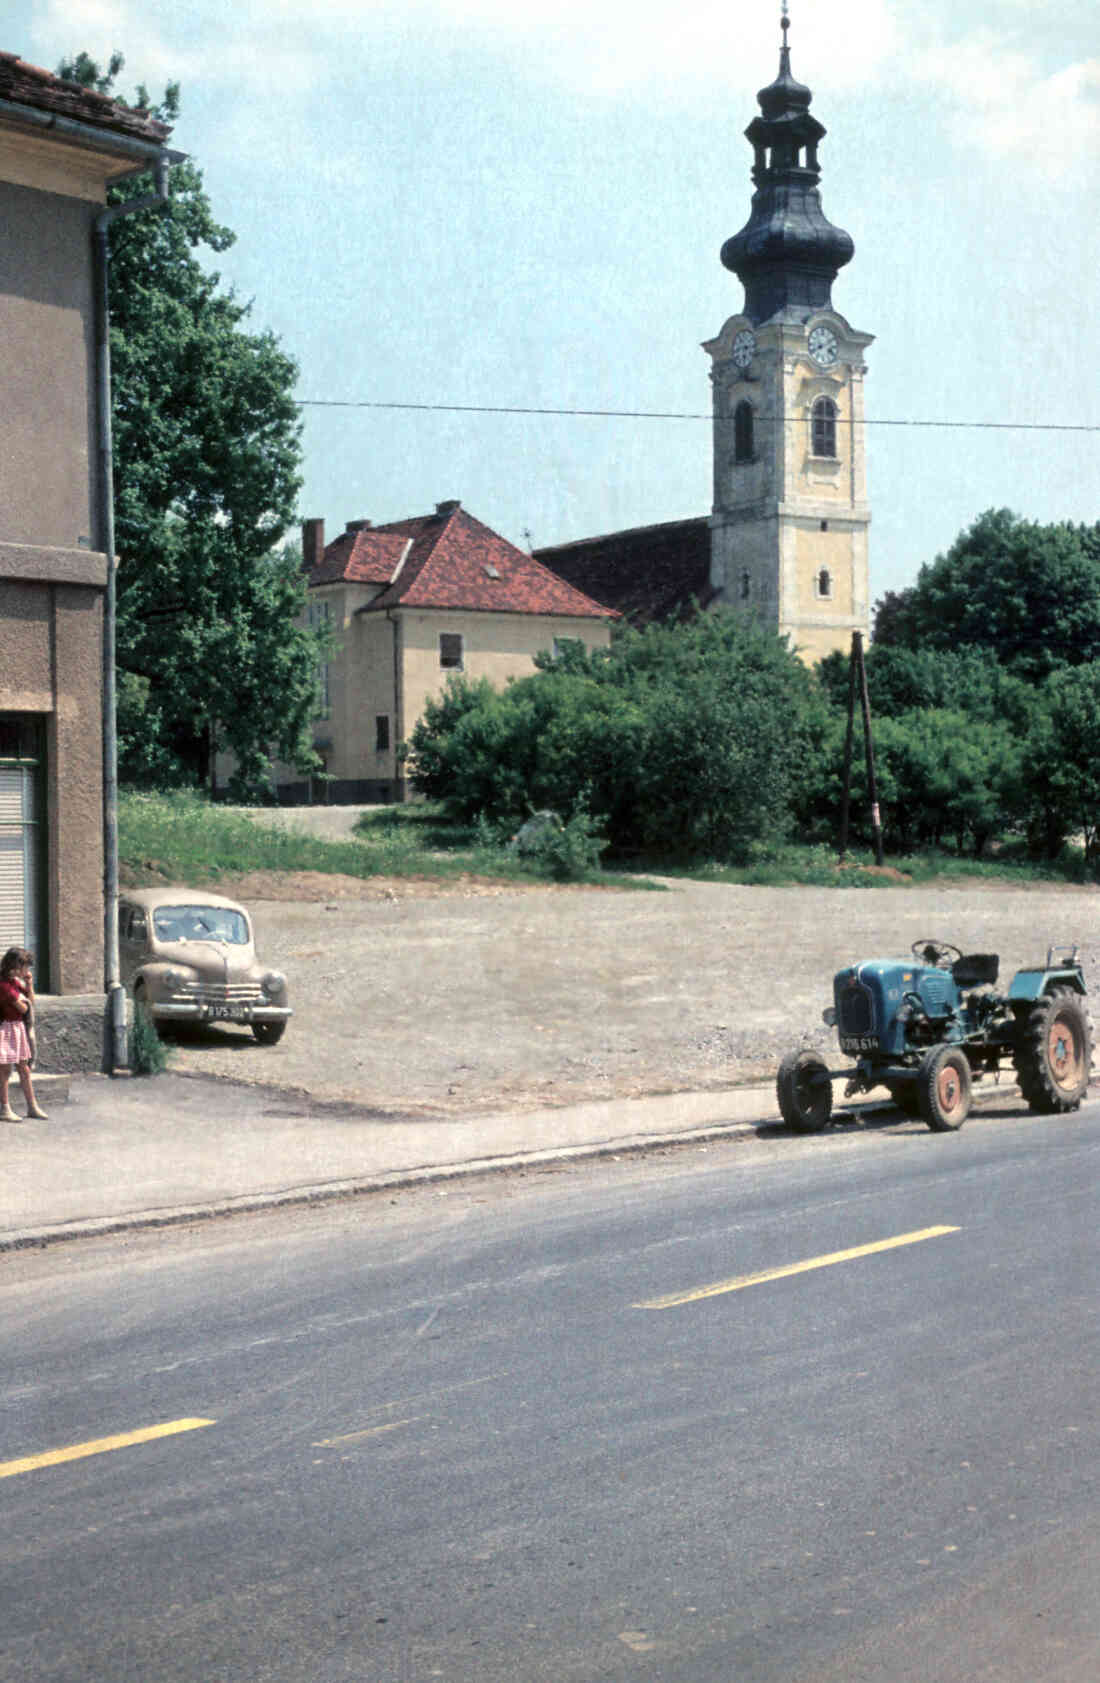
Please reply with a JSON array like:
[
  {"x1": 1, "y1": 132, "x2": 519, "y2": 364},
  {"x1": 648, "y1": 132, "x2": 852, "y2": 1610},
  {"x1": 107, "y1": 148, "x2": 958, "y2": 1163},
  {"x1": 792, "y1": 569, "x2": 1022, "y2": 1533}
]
[{"x1": 838, "y1": 630, "x2": 884, "y2": 866}]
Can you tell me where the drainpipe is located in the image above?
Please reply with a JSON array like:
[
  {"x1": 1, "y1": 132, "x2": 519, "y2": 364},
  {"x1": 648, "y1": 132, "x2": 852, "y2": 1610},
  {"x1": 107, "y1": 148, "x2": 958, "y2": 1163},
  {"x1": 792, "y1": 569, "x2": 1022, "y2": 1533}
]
[
  {"x1": 95, "y1": 158, "x2": 171, "y2": 1073},
  {"x1": 387, "y1": 609, "x2": 404, "y2": 802}
]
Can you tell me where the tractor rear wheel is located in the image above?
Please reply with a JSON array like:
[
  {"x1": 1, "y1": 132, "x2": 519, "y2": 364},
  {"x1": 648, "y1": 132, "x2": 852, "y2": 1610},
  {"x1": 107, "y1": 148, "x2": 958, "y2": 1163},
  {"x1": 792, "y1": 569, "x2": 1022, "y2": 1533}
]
[
  {"x1": 917, "y1": 1045, "x2": 972, "y2": 1131},
  {"x1": 1013, "y1": 989, "x2": 1091, "y2": 1113},
  {"x1": 777, "y1": 1050, "x2": 833, "y2": 1132}
]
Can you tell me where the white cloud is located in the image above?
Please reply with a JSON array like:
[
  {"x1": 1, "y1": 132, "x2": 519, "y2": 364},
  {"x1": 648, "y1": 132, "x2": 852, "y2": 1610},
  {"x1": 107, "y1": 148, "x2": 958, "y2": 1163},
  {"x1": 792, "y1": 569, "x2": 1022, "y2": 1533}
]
[
  {"x1": 27, "y1": 0, "x2": 1099, "y2": 180},
  {"x1": 910, "y1": 32, "x2": 1100, "y2": 182}
]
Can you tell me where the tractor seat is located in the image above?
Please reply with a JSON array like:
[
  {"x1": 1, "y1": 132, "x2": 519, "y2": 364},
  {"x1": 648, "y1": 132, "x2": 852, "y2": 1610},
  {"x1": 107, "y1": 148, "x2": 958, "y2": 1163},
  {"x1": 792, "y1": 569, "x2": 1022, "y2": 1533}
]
[{"x1": 952, "y1": 953, "x2": 999, "y2": 988}]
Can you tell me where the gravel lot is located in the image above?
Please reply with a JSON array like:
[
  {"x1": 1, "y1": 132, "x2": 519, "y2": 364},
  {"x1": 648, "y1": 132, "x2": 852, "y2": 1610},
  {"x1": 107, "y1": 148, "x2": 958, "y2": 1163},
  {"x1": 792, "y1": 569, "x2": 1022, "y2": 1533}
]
[{"x1": 168, "y1": 820, "x2": 1100, "y2": 1116}]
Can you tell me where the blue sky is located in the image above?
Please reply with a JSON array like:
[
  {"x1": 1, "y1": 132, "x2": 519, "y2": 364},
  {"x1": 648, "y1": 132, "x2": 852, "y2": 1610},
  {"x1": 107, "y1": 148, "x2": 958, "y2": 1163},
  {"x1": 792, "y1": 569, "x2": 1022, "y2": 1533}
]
[{"x1": 12, "y1": 0, "x2": 1100, "y2": 601}]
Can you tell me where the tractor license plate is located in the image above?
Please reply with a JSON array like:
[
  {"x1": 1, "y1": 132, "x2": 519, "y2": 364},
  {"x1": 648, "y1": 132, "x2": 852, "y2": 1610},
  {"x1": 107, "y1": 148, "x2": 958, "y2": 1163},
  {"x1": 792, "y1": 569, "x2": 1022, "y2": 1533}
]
[{"x1": 840, "y1": 1034, "x2": 878, "y2": 1053}]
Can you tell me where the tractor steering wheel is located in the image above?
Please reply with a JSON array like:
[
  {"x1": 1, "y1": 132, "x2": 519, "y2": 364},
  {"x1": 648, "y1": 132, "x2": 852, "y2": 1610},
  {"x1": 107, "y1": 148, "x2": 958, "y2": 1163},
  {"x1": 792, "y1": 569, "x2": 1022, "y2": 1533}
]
[{"x1": 911, "y1": 939, "x2": 962, "y2": 969}]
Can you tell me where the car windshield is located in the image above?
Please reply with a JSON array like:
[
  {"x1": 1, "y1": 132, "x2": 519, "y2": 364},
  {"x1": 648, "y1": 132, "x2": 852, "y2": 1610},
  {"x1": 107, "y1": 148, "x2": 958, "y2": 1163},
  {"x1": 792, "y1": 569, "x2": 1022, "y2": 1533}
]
[{"x1": 152, "y1": 905, "x2": 249, "y2": 945}]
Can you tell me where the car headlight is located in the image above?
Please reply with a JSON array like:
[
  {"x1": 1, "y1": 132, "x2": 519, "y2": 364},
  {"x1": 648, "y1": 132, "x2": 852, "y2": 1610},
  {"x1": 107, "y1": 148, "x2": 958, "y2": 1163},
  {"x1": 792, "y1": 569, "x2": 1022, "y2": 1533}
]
[
  {"x1": 822, "y1": 1006, "x2": 837, "y2": 1026},
  {"x1": 162, "y1": 968, "x2": 189, "y2": 989},
  {"x1": 262, "y1": 970, "x2": 287, "y2": 997}
]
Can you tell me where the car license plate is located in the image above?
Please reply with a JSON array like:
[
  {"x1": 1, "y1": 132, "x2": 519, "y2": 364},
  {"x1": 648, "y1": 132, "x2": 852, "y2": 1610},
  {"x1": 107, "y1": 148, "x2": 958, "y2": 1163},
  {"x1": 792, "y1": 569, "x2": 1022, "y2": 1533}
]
[
  {"x1": 840, "y1": 1034, "x2": 878, "y2": 1053},
  {"x1": 206, "y1": 1004, "x2": 248, "y2": 1021}
]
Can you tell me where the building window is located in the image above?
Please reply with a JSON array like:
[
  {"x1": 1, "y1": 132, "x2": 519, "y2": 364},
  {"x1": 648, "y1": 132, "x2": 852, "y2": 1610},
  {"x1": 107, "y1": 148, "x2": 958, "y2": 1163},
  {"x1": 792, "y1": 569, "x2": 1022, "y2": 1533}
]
[
  {"x1": 734, "y1": 400, "x2": 754, "y2": 463},
  {"x1": 811, "y1": 396, "x2": 837, "y2": 458},
  {"x1": 439, "y1": 632, "x2": 464, "y2": 670},
  {"x1": 816, "y1": 567, "x2": 833, "y2": 599},
  {"x1": 0, "y1": 734, "x2": 43, "y2": 970},
  {"x1": 740, "y1": 570, "x2": 752, "y2": 601},
  {"x1": 375, "y1": 714, "x2": 390, "y2": 753},
  {"x1": 308, "y1": 598, "x2": 331, "y2": 718}
]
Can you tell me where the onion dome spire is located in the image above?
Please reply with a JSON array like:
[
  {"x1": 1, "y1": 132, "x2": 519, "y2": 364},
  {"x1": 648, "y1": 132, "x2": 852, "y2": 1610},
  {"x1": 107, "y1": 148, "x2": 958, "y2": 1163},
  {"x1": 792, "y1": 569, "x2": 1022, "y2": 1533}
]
[{"x1": 720, "y1": 6, "x2": 854, "y2": 324}]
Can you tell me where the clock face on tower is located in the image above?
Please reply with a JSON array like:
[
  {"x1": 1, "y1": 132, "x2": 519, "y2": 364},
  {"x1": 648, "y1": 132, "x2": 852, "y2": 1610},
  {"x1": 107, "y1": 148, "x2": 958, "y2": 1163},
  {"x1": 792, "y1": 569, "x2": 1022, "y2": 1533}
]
[
  {"x1": 808, "y1": 325, "x2": 839, "y2": 367},
  {"x1": 731, "y1": 329, "x2": 756, "y2": 369}
]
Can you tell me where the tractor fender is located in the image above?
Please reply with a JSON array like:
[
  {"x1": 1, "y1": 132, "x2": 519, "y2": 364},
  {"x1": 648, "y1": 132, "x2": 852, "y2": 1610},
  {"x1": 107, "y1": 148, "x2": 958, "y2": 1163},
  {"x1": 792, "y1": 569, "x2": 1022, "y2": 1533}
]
[{"x1": 1007, "y1": 969, "x2": 1086, "y2": 1003}]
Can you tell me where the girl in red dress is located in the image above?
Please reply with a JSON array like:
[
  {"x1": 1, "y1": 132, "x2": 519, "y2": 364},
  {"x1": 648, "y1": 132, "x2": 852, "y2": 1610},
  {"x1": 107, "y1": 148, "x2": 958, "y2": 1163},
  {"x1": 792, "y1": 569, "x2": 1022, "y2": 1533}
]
[{"x1": 0, "y1": 947, "x2": 47, "y2": 1121}]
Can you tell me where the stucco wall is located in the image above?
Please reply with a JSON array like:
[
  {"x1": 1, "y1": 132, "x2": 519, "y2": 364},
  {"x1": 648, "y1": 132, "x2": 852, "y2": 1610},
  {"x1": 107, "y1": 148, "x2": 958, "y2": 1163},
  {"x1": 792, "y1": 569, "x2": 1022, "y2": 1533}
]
[
  {"x1": 270, "y1": 600, "x2": 612, "y2": 798},
  {"x1": 707, "y1": 310, "x2": 871, "y2": 664},
  {"x1": 0, "y1": 161, "x2": 108, "y2": 996},
  {"x1": 398, "y1": 609, "x2": 612, "y2": 765},
  {"x1": 0, "y1": 178, "x2": 100, "y2": 551}
]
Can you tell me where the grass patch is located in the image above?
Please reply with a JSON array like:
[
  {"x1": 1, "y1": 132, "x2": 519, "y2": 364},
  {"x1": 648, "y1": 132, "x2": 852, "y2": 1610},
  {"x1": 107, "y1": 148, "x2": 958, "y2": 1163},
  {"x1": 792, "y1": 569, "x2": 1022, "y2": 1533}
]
[
  {"x1": 653, "y1": 841, "x2": 1093, "y2": 889},
  {"x1": 119, "y1": 791, "x2": 656, "y2": 890},
  {"x1": 121, "y1": 793, "x2": 1091, "y2": 895}
]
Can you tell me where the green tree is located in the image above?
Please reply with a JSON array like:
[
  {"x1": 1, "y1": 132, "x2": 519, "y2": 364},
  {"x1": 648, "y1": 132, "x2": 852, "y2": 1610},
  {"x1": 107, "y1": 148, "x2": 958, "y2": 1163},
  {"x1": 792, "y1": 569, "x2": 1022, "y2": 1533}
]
[
  {"x1": 876, "y1": 509, "x2": 1100, "y2": 680},
  {"x1": 816, "y1": 644, "x2": 1035, "y2": 732},
  {"x1": 807, "y1": 707, "x2": 1024, "y2": 857},
  {"x1": 407, "y1": 615, "x2": 821, "y2": 864},
  {"x1": 60, "y1": 53, "x2": 321, "y2": 796},
  {"x1": 1022, "y1": 667, "x2": 1100, "y2": 863}
]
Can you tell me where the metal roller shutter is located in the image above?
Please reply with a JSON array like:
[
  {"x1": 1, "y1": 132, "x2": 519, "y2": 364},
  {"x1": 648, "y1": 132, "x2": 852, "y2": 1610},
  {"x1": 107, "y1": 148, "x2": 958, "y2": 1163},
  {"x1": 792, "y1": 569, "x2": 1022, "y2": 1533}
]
[{"x1": 0, "y1": 766, "x2": 38, "y2": 954}]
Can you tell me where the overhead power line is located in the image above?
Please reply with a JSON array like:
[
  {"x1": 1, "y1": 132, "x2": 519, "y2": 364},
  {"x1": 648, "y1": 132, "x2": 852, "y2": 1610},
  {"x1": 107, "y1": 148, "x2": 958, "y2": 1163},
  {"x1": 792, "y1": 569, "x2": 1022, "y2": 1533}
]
[{"x1": 296, "y1": 397, "x2": 1098, "y2": 433}]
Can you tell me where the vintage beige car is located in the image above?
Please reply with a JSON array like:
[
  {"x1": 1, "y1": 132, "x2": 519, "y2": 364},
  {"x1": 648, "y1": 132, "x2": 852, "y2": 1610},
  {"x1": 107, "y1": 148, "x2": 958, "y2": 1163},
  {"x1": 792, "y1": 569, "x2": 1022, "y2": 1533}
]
[{"x1": 119, "y1": 888, "x2": 292, "y2": 1044}]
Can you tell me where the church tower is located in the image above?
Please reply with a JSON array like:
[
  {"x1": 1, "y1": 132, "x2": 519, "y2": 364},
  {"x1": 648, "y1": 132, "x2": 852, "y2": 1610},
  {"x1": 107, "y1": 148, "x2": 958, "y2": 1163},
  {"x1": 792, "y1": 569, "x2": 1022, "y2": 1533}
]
[{"x1": 704, "y1": 9, "x2": 871, "y2": 661}]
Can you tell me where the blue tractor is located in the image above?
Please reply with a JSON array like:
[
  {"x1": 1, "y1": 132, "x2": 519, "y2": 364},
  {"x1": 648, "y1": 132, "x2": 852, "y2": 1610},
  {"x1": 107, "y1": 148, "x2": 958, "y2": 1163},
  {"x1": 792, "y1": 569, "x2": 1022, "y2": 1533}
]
[{"x1": 777, "y1": 940, "x2": 1092, "y2": 1133}]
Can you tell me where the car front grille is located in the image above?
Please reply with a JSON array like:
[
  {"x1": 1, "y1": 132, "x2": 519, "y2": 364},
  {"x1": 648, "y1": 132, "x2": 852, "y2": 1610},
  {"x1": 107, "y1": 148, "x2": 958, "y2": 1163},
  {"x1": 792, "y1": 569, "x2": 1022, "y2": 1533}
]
[{"x1": 172, "y1": 982, "x2": 266, "y2": 1005}]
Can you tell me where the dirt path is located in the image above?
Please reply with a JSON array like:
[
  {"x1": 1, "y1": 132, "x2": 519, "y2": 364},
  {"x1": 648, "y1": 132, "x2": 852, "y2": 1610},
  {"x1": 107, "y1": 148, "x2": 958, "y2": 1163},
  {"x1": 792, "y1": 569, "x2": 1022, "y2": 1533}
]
[{"x1": 167, "y1": 859, "x2": 1100, "y2": 1117}]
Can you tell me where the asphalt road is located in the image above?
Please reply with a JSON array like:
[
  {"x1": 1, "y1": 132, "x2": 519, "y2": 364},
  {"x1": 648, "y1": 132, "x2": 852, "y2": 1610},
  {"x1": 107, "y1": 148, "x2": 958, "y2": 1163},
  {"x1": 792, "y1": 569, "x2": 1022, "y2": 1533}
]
[{"x1": 2, "y1": 1105, "x2": 1097, "y2": 1681}]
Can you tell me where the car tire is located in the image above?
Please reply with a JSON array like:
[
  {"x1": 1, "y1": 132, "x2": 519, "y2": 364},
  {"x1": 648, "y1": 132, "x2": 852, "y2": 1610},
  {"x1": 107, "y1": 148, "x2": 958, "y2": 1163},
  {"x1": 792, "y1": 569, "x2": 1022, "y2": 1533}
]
[{"x1": 252, "y1": 1021, "x2": 286, "y2": 1046}]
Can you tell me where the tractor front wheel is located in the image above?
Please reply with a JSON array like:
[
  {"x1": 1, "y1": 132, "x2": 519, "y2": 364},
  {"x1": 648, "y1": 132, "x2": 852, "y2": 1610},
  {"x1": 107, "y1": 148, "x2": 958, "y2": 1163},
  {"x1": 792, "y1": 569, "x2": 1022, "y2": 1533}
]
[
  {"x1": 777, "y1": 1050, "x2": 833, "y2": 1133},
  {"x1": 917, "y1": 1045, "x2": 972, "y2": 1132},
  {"x1": 1013, "y1": 990, "x2": 1091, "y2": 1113}
]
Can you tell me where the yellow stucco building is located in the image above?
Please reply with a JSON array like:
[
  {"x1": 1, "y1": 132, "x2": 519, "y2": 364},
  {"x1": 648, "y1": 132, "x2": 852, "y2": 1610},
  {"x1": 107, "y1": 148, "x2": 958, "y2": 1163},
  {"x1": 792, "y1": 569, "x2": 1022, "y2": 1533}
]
[{"x1": 277, "y1": 501, "x2": 616, "y2": 803}]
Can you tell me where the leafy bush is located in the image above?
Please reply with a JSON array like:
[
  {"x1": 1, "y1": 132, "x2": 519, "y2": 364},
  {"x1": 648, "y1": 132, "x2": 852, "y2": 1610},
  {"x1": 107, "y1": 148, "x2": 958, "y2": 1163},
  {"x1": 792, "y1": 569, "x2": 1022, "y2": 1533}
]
[
  {"x1": 511, "y1": 807, "x2": 608, "y2": 881},
  {"x1": 405, "y1": 614, "x2": 819, "y2": 865},
  {"x1": 128, "y1": 998, "x2": 170, "y2": 1076}
]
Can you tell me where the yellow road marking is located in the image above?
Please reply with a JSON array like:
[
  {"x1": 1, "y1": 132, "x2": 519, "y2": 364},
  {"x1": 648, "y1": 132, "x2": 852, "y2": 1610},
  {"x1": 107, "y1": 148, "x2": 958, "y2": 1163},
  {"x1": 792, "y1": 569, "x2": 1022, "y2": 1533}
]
[
  {"x1": 0, "y1": 1417, "x2": 215, "y2": 1480},
  {"x1": 311, "y1": 1370, "x2": 507, "y2": 1448},
  {"x1": 635, "y1": 1226, "x2": 961, "y2": 1309},
  {"x1": 313, "y1": 1416, "x2": 427, "y2": 1448}
]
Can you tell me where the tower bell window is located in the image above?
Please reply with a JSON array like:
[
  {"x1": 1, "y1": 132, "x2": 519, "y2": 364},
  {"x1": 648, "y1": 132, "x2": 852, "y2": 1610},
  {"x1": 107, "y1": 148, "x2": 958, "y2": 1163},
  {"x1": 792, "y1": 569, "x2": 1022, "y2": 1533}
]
[
  {"x1": 815, "y1": 568, "x2": 833, "y2": 599},
  {"x1": 811, "y1": 397, "x2": 838, "y2": 458},
  {"x1": 734, "y1": 400, "x2": 754, "y2": 463}
]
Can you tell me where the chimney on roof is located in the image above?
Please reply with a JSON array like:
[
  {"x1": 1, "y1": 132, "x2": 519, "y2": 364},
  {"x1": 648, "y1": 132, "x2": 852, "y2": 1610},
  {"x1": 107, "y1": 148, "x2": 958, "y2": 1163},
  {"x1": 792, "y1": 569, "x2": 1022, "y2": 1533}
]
[
  {"x1": 435, "y1": 499, "x2": 461, "y2": 517},
  {"x1": 301, "y1": 517, "x2": 324, "y2": 572},
  {"x1": 345, "y1": 519, "x2": 373, "y2": 532}
]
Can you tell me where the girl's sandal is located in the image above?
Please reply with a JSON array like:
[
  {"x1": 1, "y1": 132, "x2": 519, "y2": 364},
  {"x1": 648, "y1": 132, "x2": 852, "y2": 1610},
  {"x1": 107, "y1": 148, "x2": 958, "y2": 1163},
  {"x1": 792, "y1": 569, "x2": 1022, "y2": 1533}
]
[
  {"x1": 27, "y1": 1106, "x2": 48, "y2": 1120},
  {"x1": 1, "y1": 1106, "x2": 20, "y2": 1123}
]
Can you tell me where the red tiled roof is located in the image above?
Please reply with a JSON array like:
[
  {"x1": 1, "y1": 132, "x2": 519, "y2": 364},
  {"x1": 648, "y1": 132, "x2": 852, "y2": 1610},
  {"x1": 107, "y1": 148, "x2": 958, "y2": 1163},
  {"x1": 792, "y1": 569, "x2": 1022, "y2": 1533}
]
[
  {"x1": 308, "y1": 504, "x2": 618, "y2": 621},
  {"x1": 309, "y1": 526, "x2": 409, "y2": 586},
  {"x1": 0, "y1": 54, "x2": 171, "y2": 143},
  {"x1": 535, "y1": 517, "x2": 715, "y2": 627}
]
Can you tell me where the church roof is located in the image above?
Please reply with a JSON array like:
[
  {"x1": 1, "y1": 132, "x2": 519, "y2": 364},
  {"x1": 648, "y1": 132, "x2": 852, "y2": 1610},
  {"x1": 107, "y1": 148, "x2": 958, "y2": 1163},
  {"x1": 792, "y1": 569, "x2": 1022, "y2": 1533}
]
[
  {"x1": 534, "y1": 517, "x2": 715, "y2": 628},
  {"x1": 306, "y1": 503, "x2": 618, "y2": 621},
  {"x1": 720, "y1": 12, "x2": 853, "y2": 324}
]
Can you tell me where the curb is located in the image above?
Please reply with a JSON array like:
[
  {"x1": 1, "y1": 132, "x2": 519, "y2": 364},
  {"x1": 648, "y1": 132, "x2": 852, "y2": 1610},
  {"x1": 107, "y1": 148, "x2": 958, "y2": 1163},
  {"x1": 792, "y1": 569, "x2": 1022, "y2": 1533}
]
[
  {"x1": 0, "y1": 1115, "x2": 768, "y2": 1252},
  {"x1": 0, "y1": 1079, "x2": 1038, "y2": 1253}
]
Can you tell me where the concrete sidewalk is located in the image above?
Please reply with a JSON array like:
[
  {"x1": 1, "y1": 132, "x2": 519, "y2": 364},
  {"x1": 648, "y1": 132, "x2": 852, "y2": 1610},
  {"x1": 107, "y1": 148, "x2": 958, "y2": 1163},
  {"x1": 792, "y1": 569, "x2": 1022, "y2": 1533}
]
[
  {"x1": 0, "y1": 1068, "x2": 1025, "y2": 1252},
  {"x1": 0, "y1": 1070, "x2": 802, "y2": 1250}
]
